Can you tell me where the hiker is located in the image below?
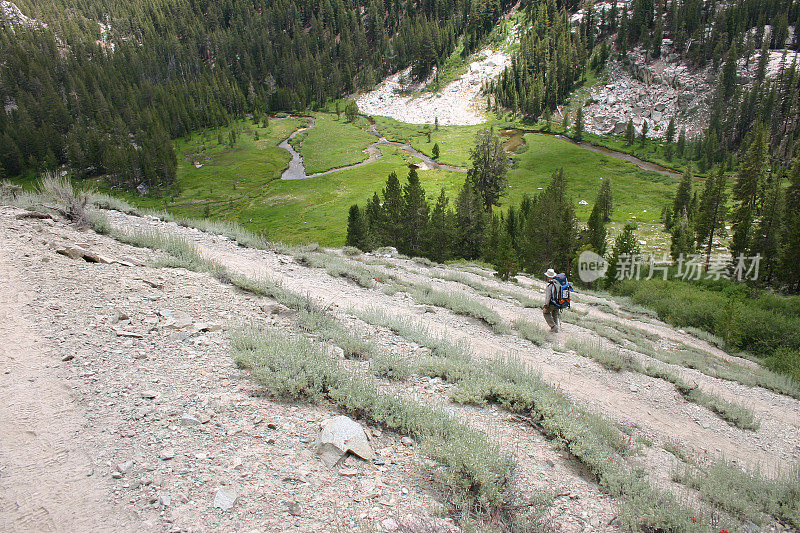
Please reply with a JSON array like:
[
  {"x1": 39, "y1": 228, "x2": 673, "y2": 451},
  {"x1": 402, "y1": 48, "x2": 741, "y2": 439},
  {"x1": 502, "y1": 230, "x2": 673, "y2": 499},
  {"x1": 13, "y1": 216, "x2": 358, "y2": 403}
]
[{"x1": 543, "y1": 268, "x2": 573, "y2": 332}]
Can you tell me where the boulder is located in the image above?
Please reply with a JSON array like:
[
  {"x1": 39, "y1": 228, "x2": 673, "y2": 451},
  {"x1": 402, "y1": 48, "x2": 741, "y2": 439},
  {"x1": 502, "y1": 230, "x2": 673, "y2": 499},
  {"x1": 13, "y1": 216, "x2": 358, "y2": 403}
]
[{"x1": 317, "y1": 415, "x2": 375, "y2": 465}]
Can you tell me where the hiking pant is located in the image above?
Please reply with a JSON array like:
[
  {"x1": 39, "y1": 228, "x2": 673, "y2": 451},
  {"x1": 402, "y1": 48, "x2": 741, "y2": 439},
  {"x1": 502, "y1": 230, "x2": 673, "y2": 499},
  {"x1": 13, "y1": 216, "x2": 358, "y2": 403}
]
[{"x1": 543, "y1": 305, "x2": 561, "y2": 332}]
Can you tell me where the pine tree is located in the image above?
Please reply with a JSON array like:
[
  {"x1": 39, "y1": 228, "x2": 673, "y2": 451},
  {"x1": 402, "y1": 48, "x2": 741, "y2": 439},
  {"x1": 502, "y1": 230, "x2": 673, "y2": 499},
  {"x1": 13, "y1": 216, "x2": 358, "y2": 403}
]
[
  {"x1": 596, "y1": 178, "x2": 613, "y2": 222},
  {"x1": 664, "y1": 117, "x2": 676, "y2": 160},
  {"x1": 779, "y1": 149, "x2": 800, "y2": 291},
  {"x1": 344, "y1": 100, "x2": 359, "y2": 122},
  {"x1": 639, "y1": 120, "x2": 649, "y2": 145},
  {"x1": 607, "y1": 223, "x2": 641, "y2": 283},
  {"x1": 521, "y1": 169, "x2": 578, "y2": 273},
  {"x1": 625, "y1": 119, "x2": 635, "y2": 145},
  {"x1": 573, "y1": 106, "x2": 584, "y2": 141},
  {"x1": 345, "y1": 204, "x2": 367, "y2": 249},
  {"x1": 455, "y1": 178, "x2": 488, "y2": 259},
  {"x1": 695, "y1": 166, "x2": 729, "y2": 269},
  {"x1": 425, "y1": 188, "x2": 455, "y2": 263},
  {"x1": 751, "y1": 178, "x2": 783, "y2": 282},
  {"x1": 676, "y1": 128, "x2": 687, "y2": 158},
  {"x1": 493, "y1": 228, "x2": 519, "y2": 281},
  {"x1": 432, "y1": 142, "x2": 440, "y2": 159},
  {"x1": 399, "y1": 168, "x2": 429, "y2": 255},
  {"x1": 467, "y1": 128, "x2": 511, "y2": 211},
  {"x1": 670, "y1": 211, "x2": 696, "y2": 261},
  {"x1": 731, "y1": 125, "x2": 769, "y2": 257},
  {"x1": 364, "y1": 192, "x2": 385, "y2": 248},
  {"x1": 586, "y1": 200, "x2": 608, "y2": 255},
  {"x1": 381, "y1": 172, "x2": 404, "y2": 247},
  {"x1": 562, "y1": 109, "x2": 570, "y2": 133},
  {"x1": 668, "y1": 167, "x2": 694, "y2": 231}
]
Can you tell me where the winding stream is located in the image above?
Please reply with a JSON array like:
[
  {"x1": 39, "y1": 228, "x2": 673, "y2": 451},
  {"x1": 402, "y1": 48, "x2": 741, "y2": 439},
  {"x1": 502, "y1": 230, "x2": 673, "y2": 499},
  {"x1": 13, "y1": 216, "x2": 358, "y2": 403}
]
[
  {"x1": 279, "y1": 118, "x2": 683, "y2": 181},
  {"x1": 555, "y1": 135, "x2": 683, "y2": 179},
  {"x1": 280, "y1": 119, "x2": 467, "y2": 180}
]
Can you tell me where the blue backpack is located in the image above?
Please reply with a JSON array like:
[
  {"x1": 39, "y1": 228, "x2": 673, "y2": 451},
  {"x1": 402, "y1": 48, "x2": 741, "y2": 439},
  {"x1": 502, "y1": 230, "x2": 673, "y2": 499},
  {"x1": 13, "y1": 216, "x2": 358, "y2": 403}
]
[{"x1": 549, "y1": 273, "x2": 574, "y2": 309}]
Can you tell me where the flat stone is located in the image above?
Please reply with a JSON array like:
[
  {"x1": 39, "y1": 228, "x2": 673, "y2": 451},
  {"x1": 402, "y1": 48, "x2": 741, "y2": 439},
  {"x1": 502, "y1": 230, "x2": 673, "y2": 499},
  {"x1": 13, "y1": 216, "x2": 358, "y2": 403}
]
[
  {"x1": 283, "y1": 501, "x2": 302, "y2": 516},
  {"x1": 119, "y1": 255, "x2": 145, "y2": 266},
  {"x1": 140, "y1": 390, "x2": 157, "y2": 399},
  {"x1": 214, "y1": 487, "x2": 238, "y2": 511},
  {"x1": 180, "y1": 413, "x2": 202, "y2": 426},
  {"x1": 159, "y1": 448, "x2": 176, "y2": 460}
]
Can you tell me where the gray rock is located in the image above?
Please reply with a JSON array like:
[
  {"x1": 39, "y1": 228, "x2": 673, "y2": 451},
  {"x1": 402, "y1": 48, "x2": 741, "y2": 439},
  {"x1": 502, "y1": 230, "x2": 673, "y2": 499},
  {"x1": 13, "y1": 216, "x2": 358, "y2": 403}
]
[
  {"x1": 140, "y1": 390, "x2": 157, "y2": 399},
  {"x1": 159, "y1": 448, "x2": 176, "y2": 460},
  {"x1": 317, "y1": 415, "x2": 375, "y2": 463},
  {"x1": 283, "y1": 501, "x2": 302, "y2": 516},
  {"x1": 116, "y1": 460, "x2": 134, "y2": 474},
  {"x1": 119, "y1": 255, "x2": 145, "y2": 267},
  {"x1": 180, "y1": 413, "x2": 202, "y2": 426},
  {"x1": 157, "y1": 492, "x2": 171, "y2": 507},
  {"x1": 213, "y1": 487, "x2": 238, "y2": 511},
  {"x1": 381, "y1": 518, "x2": 399, "y2": 531},
  {"x1": 401, "y1": 436, "x2": 413, "y2": 446}
]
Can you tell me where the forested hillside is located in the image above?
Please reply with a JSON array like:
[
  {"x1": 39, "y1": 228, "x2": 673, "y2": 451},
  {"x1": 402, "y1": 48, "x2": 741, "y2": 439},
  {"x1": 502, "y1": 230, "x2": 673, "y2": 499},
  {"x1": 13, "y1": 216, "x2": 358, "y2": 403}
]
[
  {"x1": 0, "y1": 0, "x2": 512, "y2": 189},
  {"x1": 490, "y1": 0, "x2": 800, "y2": 165}
]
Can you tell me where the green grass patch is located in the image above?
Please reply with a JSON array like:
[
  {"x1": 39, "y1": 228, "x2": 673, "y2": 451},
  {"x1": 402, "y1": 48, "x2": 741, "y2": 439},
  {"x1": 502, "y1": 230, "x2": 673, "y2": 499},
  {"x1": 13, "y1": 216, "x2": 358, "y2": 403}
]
[
  {"x1": 613, "y1": 278, "x2": 800, "y2": 388},
  {"x1": 291, "y1": 113, "x2": 376, "y2": 174},
  {"x1": 351, "y1": 307, "x2": 473, "y2": 361},
  {"x1": 414, "y1": 353, "x2": 726, "y2": 532},
  {"x1": 564, "y1": 336, "x2": 634, "y2": 372}
]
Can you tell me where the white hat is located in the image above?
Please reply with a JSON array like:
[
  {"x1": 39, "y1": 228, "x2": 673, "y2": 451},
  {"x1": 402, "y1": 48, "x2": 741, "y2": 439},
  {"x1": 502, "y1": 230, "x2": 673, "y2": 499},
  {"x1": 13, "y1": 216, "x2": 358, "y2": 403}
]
[{"x1": 544, "y1": 268, "x2": 557, "y2": 278}]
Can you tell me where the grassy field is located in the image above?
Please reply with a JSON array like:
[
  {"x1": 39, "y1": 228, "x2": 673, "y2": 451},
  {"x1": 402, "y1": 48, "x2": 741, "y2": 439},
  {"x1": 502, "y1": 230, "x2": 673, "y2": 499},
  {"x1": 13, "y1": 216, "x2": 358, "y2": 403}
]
[
  {"x1": 506, "y1": 132, "x2": 677, "y2": 224},
  {"x1": 84, "y1": 110, "x2": 690, "y2": 247},
  {"x1": 290, "y1": 113, "x2": 376, "y2": 174}
]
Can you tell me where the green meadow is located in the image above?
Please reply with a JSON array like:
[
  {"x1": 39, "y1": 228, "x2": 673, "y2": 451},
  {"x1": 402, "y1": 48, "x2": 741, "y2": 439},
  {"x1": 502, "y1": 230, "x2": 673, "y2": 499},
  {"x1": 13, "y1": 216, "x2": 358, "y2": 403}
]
[
  {"x1": 290, "y1": 113, "x2": 376, "y2": 174},
  {"x1": 96, "y1": 112, "x2": 685, "y2": 247}
]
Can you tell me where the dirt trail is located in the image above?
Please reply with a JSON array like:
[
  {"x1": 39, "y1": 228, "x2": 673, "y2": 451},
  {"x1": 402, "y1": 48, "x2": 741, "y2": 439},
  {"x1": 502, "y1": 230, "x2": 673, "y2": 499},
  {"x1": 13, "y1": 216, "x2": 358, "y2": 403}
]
[
  {"x1": 0, "y1": 238, "x2": 130, "y2": 531},
  {"x1": 105, "y1": 211, "x2": 800, "y2": 477}
]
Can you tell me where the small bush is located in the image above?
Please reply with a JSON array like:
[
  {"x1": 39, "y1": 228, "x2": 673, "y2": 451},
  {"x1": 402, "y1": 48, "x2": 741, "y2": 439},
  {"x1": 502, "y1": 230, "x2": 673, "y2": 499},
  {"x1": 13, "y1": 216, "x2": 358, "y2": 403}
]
[
  {"x1": 674, "y1": 460, "x2": 800, "y2": 528},
  {"x1": 413, "y1": 256, "x2": 436, "y2": 267},
  {"x1": 113, "y1": 228, "x2": 220, "y2": 274},
  {"x1": 342, "y1": 246, "x2": 362, "y2": 256},
  {"x1": 90, "y1": 192, "x2": 140, "y2": 215},
  {"x1": 513, "y1": 318, "x2": 547, "y2": 346},
  {"x1": 38, "y1": 173, "x2": 91, "y2": 227},
  {"x1": 371, "y1": 352, "x2": 411, "y2": 380},
  {"x1": 564, "y1": 337, "x2": 634, "y2": 372},
  {"x1": 352, "y1": 307, "x2": 472, "y2": 360},
  {"x1": 408, "y1": 284, "x2": 510, "y2": 334},
  {"x1": 86, "y1": 209, "x2": 112, "y2": 235}
]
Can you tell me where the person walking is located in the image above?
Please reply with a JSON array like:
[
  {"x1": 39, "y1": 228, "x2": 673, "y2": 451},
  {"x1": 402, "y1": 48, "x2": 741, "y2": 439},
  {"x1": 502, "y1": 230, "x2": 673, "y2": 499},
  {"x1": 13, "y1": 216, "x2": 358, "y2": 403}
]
[{"x1": 543, "y1": 268, "x2": 572, "y2": 332}]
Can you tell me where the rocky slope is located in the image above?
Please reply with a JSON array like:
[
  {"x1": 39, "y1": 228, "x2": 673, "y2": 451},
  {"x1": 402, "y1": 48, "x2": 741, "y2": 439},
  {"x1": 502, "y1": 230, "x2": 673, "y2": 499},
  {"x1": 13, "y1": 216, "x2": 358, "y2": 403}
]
[{"x1": 1, "y1": 204, "x2": 799, "y2": 532}]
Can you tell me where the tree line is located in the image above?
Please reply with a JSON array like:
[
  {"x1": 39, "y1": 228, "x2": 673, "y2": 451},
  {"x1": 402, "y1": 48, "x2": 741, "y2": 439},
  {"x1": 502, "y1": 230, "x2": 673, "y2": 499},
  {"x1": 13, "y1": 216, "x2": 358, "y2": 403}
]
[
  {"x1": 493, "y1": 0, "x2": 799, "y2": 170},
  {"x1": 346, "y1": 128, "x2": 615, "y2": 281},
  {"x1": 348, "y1": 127, "x2": 800, "y2": 294},
  {"x1": 664, "y1": 132, "x2": 800, "y2": 292},
  {"x1": 0, "y1": 0, "x2": 511, "y2": 189}
]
